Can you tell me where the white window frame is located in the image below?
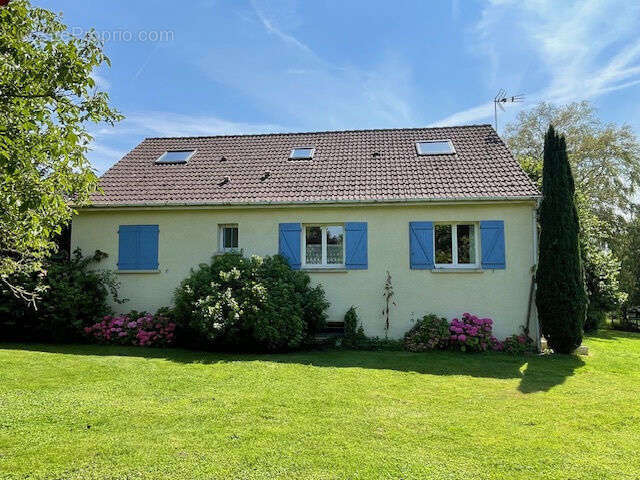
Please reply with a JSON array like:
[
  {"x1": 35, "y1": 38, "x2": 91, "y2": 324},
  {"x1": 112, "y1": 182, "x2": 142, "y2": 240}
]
[
  {"x1": 415, "y1": 140, "x2": 455, "y2": 155},
  {"x1": 155, "y1": 149, "x2": 197, "y2": 164},
  {"x1": 289, "y1": 147, "x2": 315, "y2": 160},
  {"x1": 218, "y1": 224, "x2": 239, "y2": 252},
  {"x1": 302, "y1": 224, "x2": 345, "y2": 269},
  {"x1": 434, "y1": 222, "x2": 480, "y2": 269}
]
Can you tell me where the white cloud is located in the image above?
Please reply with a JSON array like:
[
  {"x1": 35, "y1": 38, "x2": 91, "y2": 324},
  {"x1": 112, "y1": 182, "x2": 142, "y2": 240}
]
[
  {"x1": 250, "y1": 0, "x2": 315, "y2": 57},
  {"x1": 433, "y1": 0, "x2": 640, "y2": 127},
  {"x1": 197, "y1": 0, "x2": 417, "y2": 130},
  {"x1": 123, "y1": 112, "x2": 285, "y2": 137},
  {"x1": 429, "y1": 102, "x2": 494, "y2": 127}
]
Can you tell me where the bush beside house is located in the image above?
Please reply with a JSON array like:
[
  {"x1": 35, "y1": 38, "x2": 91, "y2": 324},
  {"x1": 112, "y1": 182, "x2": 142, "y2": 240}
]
[
  {"x1": 403, "y1": 312, "x2": 534, "y2": 354},
  {"x1": 0, "y1": 249, "x2": 123, "y2": 342},
  {"x1": 404, "y1": 314, "x2": 450, "y2": 352},
  {"x1": 173, "y1": 253, "x2": 329, "y2": 352},
  {"x1": 1, "y1": 247, "x2": 535, "y2": 355},
  {"x1": 84, "y1": 312, "x2": 176, "y2": 347}
]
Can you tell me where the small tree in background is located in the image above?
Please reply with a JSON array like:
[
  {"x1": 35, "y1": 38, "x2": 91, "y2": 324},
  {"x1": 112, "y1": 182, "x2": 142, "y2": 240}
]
[{"x1": 536, "y1": 125, "x2": 588, "y2": 353}]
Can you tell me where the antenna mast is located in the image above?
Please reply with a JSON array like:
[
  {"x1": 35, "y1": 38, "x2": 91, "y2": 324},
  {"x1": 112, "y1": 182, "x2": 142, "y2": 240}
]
[{"x1": 494, "y1": 90, "x2": 524, "y2": 131}]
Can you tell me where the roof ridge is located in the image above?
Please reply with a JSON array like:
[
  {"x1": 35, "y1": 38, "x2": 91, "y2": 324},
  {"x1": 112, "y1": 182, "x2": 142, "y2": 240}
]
[{"x1": 143, "y1": 124, "x2": 494, "y2": 141}]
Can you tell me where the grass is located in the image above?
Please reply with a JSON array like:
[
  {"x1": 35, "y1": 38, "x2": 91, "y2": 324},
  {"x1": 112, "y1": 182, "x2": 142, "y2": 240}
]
[{"x1": 1, "y1": 330, "x2": 639, "y2": 480}]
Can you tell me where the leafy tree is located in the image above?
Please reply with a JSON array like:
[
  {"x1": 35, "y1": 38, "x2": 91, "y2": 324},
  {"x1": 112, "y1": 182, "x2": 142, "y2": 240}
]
[
  {"x1": 0, "y1": 1, "x2": 121, "y2": 303},
  {"x1": 577, "y1": 195, "x2": 627, "y2": 330},
  {"x1": 505, "y1": 101, "x2": 640, "y2": 226},
  {"x1": 615, "y1": 210, "x2": 640, "y2": 308},
  {"x1": 505, "y1": 102, "x2": 633, "y2": 323},
  {"x1": 536, "y1": 126, "x2": 588, "y2": 353}
]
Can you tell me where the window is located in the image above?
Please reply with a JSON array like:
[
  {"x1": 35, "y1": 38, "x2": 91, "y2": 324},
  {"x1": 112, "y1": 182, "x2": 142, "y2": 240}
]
[
  {"x1": 303, "y1": 225, "x2": 344, "y2": 268},
  {"x1": 289, "y1": 147, "x2": 314, "y2": 160},
  {"x1": 434, "y1": 223, "x2": 478, "y2": 268},
  {"x1": 415, "y1": 140, "x2": 455, "y2": 155},
  {"x1": 219, "y1": 224, "x2": 238, "y2": 252},
  {"x1": 155, "y1": 150, "x2": 196, "y2": 164}
]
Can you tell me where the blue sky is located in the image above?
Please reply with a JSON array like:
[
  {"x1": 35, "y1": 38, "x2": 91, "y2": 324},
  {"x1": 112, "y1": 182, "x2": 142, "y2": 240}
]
[{"x1": 36, "y1": 0, "x2": 640, "y2": 174}]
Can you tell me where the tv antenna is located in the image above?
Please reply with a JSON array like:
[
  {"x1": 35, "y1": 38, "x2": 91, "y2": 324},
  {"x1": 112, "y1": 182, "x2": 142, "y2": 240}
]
[{"x1": 494, "y1": 89, "x2": 524, "y2": 131}]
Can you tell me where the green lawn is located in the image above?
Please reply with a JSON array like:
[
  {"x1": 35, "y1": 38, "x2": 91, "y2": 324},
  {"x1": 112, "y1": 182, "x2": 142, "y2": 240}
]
[{"x1": 1, "y1": 331, "x2": 639, "y2": 480}]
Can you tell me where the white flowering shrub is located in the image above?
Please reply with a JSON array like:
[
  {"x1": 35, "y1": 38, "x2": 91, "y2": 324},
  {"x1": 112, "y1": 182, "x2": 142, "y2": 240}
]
[{"x1": 173, "y1": 253, "x2": 328, "y2": 351}]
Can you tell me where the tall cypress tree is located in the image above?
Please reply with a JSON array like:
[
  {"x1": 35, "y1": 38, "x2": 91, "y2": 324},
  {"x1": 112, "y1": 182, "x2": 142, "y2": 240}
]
[{"x1": 536, "y1": 125, "x2": 588, "y2": 353}]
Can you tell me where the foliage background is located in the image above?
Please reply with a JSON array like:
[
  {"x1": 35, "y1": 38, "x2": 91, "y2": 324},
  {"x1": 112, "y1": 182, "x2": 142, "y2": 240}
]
[
  {"x1": 505, "y1": 102, "x2": 638, "y2": 329},
  {"x1": 0, "y1": 0, "x2": 121, "y2": 303}
]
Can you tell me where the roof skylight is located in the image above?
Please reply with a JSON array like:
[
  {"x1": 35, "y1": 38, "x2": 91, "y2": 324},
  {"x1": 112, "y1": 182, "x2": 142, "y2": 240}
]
[
  {"x1": 415, "y1": 140, "x2": 455, "y2": 155},
  {"x1": 289, "y1": 147, "x2": 314, "y2": 160},
  {"x1": 155, "y1": 150, "x2": 196, "y2": 164}
]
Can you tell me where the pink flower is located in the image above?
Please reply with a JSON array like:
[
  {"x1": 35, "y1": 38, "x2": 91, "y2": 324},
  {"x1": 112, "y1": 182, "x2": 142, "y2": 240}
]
[
  {"x1": 450, "y1": 335, "x2": 458, "y2": 341},
  {"x1": 458, "y1": 334, "x2": 467, "y2": 342}
]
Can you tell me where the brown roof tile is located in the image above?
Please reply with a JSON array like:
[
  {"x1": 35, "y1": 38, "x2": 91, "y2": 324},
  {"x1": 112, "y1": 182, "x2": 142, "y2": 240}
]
[{"x1": 91, "y1": 124, "x2": 540, "y2": 206}]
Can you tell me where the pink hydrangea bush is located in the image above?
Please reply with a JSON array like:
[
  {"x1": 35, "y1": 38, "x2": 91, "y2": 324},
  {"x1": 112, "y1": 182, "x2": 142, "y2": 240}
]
[
  {"x1": 404, "y1": 313, "x2": 450, "y2": 352},
  {"x1": 84, "y1": 313, "x2": 176, "y2": 347},
  {"x1": 501, "y1": 333, "x2": 535, "y2": 355},
  {"x1": 449, "y1": 312, "x2": 502, "y2": 352}
]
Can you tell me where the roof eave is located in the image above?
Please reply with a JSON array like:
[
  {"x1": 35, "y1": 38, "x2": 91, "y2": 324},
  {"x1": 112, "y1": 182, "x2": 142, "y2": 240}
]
[{"x1": 78, "y1": 195, "x2": 542, "y2": 211}]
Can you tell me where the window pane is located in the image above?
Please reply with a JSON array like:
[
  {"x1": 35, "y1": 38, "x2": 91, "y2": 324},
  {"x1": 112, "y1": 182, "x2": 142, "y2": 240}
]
[
  {"x1": 326, "y1": 226, "x2": 344, "y2": 264},
  {"x1": 435, "y1": 224, "x2": 453, "y2": 264},
  {"x1": 416, "y1": 141, "x2": 454, "y2": 155},
  {"x1": 305, "y1": 226, "x2": 322, "y2": 264},
  {"x1": 290, "y1": 148, "x2": 314, "y2": 159},
  {"x1": 457, "y1": 224, "x2": 475, "y2": 264},
  {"x1": 223, "y1": 227, "x2": 238, "y2": 249},
  {"x1": 156, "y1": 150, "x2": 194, "y2": 163},
  {"x1": 231, "y1": 227, "x2": 238, "y2": 248}
]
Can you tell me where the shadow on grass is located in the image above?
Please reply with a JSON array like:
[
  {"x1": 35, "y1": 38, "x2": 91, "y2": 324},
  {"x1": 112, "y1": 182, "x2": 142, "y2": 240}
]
[{"x1": 1, "y1": 342, "x2": 585, "y2": 394}]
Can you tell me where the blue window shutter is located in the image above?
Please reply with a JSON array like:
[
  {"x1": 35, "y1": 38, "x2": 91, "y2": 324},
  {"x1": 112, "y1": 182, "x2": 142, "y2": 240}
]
[
  {"x1": 279, "y1": 223, "x2": 301, "y2": 270},
  {"x1": 138, "y1": 225, "x2": 159, "y2": 269},
  {"x1": 481, "y1": 220, "x2": 506, "y2": 269},
  {"x1": 409, "y1": 222, "x2": 434, "y2": 269},
  {"x1": 118, "y1": 225, "x2": 159, "y2": 270},
  {"x1": 118, "y1": 226, "x2": 138, "y2": 270},
  {"x1": 345, "y1": 222, "x2": 367, "y2": 269}
]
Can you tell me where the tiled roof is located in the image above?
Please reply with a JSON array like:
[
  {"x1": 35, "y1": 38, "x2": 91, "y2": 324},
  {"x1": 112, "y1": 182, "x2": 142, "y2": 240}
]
[{"x1": 91, "y1": 124, "x2": 540, "y2": 206}]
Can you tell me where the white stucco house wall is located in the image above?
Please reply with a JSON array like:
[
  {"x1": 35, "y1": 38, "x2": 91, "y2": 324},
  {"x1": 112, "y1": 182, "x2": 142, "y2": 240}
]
[{"x1": 72, "y1": 125, "x2": 541, "y2": 340}]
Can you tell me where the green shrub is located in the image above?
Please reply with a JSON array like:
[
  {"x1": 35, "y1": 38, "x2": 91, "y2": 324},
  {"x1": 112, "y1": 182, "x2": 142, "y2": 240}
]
[
  {"x1": 355, "y1": 336, "x2": 404, "y2": 351},
  {"x1": 342, "y1": 306, "x2": 366, "y2": 348},
  {"x1": 404, "y1": 313, "x2": 450, "y2": 352},
  {"x1": 0, "y1": 249, "x2": 123, "y2": 342},
  {"x1": 173, "y1": 253, "x2": 328, "y2": 351},
  {"x1": 502, "y1": 334, "x2": 536, "y2": 355},
  {"x1": 339, "y1": 305, "x2": 403, "y2": 350}
]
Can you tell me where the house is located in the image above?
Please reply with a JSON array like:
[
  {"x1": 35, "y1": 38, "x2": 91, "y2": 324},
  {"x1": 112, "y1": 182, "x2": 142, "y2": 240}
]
[{"x1": 71, "y1": 125, "x2": 541, "y2": 340}]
